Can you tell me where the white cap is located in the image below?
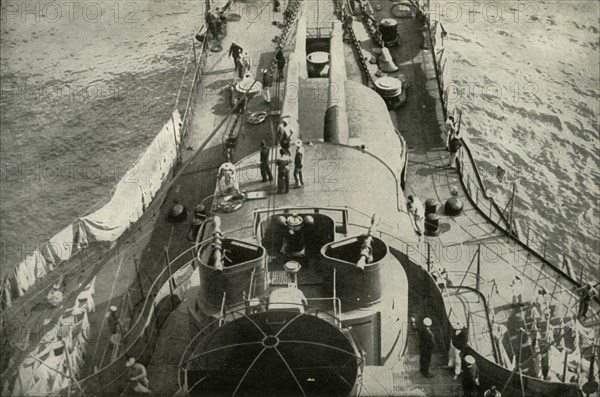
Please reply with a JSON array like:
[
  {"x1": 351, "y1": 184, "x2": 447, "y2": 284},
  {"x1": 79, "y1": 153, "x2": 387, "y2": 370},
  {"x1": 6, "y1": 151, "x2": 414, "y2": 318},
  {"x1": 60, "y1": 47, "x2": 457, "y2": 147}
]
[
  {"x1": 125, "y1": 357, "x2": 136, "y2": 367},
  {"x1": 423, "y1": 317, "x2": 432, "y2": 326},
  {"x1": 465, "y1": 355, "x2": 475, "y2": 365},
  {"x1": 110, "y1": 306, "x2": 118, "y2": 313},
  {"x1": 295, "y1": 139, "x2": 303, "y2": 147}
]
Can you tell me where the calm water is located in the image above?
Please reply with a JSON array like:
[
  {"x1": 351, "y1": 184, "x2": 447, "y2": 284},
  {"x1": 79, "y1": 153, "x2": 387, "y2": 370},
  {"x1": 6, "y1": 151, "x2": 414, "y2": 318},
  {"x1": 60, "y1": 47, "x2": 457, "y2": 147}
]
[
  {"x1": 442, "y1": 0, "x2": 599, "y2": 271},
  {"x1": 1, "y1": 1, "x2": 598, "y2": 275},
  {"x1": 0, "y1": 0, "x2": 201, "y2": 270}
]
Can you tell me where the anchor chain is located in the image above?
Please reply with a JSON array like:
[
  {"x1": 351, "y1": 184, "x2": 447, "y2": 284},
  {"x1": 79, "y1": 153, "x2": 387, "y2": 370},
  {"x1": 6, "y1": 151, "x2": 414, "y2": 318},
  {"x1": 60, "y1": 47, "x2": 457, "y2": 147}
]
[
  {"x1": 334, "y1": 0, "x2": 376, "y2": 87},
  {"x1": 268, "y1": 0, "x2": 304, "y2": 77},
  {"x1": 357, "y1": 0, "x2": 384, "y2": 48}
]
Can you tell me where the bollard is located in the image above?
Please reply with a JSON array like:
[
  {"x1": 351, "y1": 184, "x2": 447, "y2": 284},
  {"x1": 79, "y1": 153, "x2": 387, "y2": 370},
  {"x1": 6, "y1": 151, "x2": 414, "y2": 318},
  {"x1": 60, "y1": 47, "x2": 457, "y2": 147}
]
[
  {"x1": 425, "y1": 199, "x2": 437, "y2": 216},
  {"x1": 425, "y1": 214, "x2": 440, "y2": 236},
  {"x1": 167, "y1": 200, "x2": 188, "y2": 223},
  {"x1": 444, "y1": 197, "x2": 464, "y2": 216}
]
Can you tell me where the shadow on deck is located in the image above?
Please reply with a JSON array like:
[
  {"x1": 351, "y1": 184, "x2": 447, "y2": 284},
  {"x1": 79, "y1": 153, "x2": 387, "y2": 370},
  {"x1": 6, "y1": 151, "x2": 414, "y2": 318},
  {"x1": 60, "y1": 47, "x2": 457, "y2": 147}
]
[{"x1": 146, "y1": 299, "x2": 192, "y2": 397}]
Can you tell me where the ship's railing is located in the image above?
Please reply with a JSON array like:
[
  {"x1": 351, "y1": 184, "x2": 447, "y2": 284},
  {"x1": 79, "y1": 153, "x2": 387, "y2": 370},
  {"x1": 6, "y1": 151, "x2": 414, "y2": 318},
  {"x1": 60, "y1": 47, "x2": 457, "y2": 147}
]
[
  {"x1": 1, "y1": 236, "x2": 202, "y2": 396},
  {"x1": 306, "y1": 23, "x2": 334, "y2": 38},
  {"x1": 344, "y1": 206, "x2": 598, "y2": 322},
  {"x1": 0, "y1": 7, "x2": 216, "y2": 392},
  {"x1": 68, "y1": 208, "x2": 592, "y2": 396},
  {"x1": 80, "y1": 217, "x2": 261, "y2": 395},
  {"x1": 175, "y1": 25, "x2": 210, "y2": 160},
  {"x1": 399, "y1": 239, "x2": 499, "y2": 361},
  {"x1": 73, "y1": 239, "x2": 207, "y2": 397},
  {"x1": 457, "y1": 147, "x2": 598, "y2": 290},
  {"x1": 408, "y1": 0, "x2": 598, "y2": 293},
  {"x1": 520, "y1": 224, "x2": 598, "y2": 287},
  {"x1": 348, "y1": 205, "x2": 599, "y2": 367},
  {"x1": 77, "y1": 216, "x2": 275, "y2": 396},
  {"x1": 440, "y1": 170, "x2": 600, "y2": 328},
  {"x1": 345, "y1": 207, "x2": 515, "y2": 365},
  {"x1": 457, "y1": 150, "x2": 510, "y2": 229},
  {"x1": 447, "y1": 271, "x2": 501, "y2": 363},
  {"x1": 342, "y1": 207, "x2": 471, "y2": 334},
  {"x1": 406, "y1": 3, "x2": 599, "y2": 391}
]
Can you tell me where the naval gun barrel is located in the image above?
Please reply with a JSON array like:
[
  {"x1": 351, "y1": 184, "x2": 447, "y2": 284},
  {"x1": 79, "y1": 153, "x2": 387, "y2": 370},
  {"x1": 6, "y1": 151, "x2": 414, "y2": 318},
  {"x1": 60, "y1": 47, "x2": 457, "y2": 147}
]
[
  {"x1": 357, "y1": 214, "x2": 378, "y2": 270},
  {"x1": 212, "y1": 216, "x2": 224, "y2": 271}
]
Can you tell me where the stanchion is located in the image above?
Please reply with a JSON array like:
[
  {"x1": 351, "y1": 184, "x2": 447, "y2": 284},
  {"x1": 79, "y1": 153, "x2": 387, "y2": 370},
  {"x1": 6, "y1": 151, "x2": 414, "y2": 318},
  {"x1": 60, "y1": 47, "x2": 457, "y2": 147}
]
[
  {"x1": 134, "y1": 257, "x2": 144, "y2": 301},
  {"x1": 476, "y1": 244, "x2": 481, "y2": 293},
  {"x1": 192, "y1": 37, "x2": 197, "y2": 68}
]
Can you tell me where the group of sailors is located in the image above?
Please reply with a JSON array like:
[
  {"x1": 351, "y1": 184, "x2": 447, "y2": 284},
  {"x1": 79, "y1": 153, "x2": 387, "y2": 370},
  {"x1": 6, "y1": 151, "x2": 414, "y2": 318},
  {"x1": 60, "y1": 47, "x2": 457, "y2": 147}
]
[
  {"x1": 509, "y1": 275, "x2": 599, "y2": 381},
  {"x1": 205, "y1": 7, "x2": 227, "y2": 40},
  {"x1": 214, "y1": 123, "x2": 305, "y2": 202},
  {"x1": 259, "y1": 119, "x2": 305, "y2": 194},
  {"x1": 228, "y1": 42, "x2": 286, "y2": 103},
  {"x1": 260, "y1": 117, "x2": 307, "y2": 194},
  {"x1": 417, "y1": 317, "x2": 502, "y2": 397},
  {"x1": 511, "y1": 276, "x2": 598, "y2": 321}
]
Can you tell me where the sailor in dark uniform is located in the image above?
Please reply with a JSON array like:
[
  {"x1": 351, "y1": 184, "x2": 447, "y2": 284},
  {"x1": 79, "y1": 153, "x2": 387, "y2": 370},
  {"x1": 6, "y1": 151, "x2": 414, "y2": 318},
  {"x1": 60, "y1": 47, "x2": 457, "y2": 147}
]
[
  {"x1": 275, "y1": 48, "x2": 286, "y2": 80},
  {"x1": 448, "y1": 131, "x2": 462, "y2": 168},
  {"x1": 575, "y1": 283, "x2": 598, "y2": 319},
  {"x1": 418, "y1": 317, "x2": 436, "y2": 377},
  {"x1": 228, "y1": 42, "x2": 244, "y2": 78},
  {"x1": 462, "y1": 355, "x2": 480, "y2": 397},
  {"x1": 447, "y1": 324, "x2": 468, "y2": 380},
  {"x1": 276, "y1": 148, "x2": 290, "y2": 193},
  {"x1": 107, "y1": 305, "x2": 122, "y2": 335},
  {"x1": 293, "y1": 140, "x2": 304, "y2": 188}
]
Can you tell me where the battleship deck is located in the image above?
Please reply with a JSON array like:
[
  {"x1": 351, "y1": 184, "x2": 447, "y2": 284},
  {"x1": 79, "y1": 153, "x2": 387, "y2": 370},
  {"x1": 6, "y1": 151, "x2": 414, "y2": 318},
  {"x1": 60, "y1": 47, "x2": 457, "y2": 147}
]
[{"x1": 2, "y1": 0, "x2": 598, "y2": 396}]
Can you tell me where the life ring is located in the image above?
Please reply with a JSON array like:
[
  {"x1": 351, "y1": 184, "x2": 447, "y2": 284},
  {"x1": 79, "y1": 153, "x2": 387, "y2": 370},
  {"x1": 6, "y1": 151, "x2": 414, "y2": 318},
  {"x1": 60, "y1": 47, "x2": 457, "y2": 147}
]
[{"x1": 247, "y1": 111, "x2": 267, "y2": 124}]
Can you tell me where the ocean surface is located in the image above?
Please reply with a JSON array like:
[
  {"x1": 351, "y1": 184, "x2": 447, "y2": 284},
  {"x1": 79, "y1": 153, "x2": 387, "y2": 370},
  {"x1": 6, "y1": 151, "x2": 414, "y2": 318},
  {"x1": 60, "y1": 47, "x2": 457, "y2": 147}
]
[
  {"x1": 1, "y1": 1, "x2": 598, "y2": 276},
  {"x1": 0, "y1": 0, "x2": 201, "y2": 271},
  {"x1": 442, "y1": 0, "x2": 599, "y2": 272}
]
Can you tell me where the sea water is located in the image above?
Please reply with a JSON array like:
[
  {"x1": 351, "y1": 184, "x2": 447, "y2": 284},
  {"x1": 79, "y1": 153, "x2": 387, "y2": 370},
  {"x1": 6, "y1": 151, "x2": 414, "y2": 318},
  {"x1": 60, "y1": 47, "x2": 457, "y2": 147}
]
[
  {"x1": 0, "y1": 0, "x2": 201, "y2": 271},
  {"x1": 1, "y1": 0, "x2": 598, "y2": 276},
  {"x1": 441, "y1": 0, "x2": 598, "y2": 272}
]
